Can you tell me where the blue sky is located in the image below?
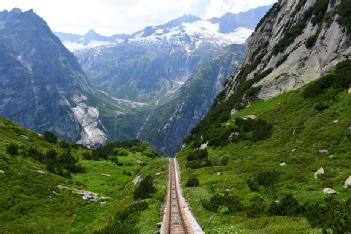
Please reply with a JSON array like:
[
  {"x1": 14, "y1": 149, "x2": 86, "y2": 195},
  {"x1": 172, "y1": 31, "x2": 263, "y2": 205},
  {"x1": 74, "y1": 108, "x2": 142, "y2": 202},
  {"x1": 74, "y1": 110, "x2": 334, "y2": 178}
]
[{"x1": 1, "y1": 0, "x2": 277, "y2": 35}]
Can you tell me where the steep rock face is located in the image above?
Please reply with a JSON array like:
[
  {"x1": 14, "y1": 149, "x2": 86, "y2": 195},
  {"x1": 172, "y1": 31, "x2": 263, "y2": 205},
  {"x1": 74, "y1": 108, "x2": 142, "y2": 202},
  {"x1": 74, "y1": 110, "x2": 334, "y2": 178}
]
[
  {"x1": 0, "y1": 9, "x2": 107, "y2": 145},
  {"x1": 224, "y1": 0, "x2": 351, "y2": 101},
  {"x1": 139, "y1": 44, "x2": 246, "y2": 155}
]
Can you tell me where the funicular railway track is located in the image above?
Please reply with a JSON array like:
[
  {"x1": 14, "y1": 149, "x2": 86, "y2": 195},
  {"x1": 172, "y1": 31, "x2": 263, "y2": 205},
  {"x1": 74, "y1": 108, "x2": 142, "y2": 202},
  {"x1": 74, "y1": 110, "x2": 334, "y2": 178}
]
[{"x1": 161, "y1": 158, "x2": 203, "y2": 234}]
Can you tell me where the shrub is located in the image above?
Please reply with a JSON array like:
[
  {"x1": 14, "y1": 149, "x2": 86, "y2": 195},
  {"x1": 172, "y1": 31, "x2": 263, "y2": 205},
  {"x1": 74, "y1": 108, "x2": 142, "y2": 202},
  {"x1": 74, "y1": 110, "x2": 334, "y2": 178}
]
[
  {"x1": 304, "y1": 197, "x2": 351, "y2": 233},
  {"x1": 94, "y1": 201, "x2": 148, "y2": 234},
  {"x1": 246, "y1": 86, "x2": 262, "y2": 101},
  {"x1": 43, "y1": 131, "x2": 57, "y2": 143},
  {"x1": 111, "y1": 157, "x2": 119, "y2": 164},
  {"x1": 26, "y1": 147, "x2": 44, "y2": 161},
  {"x1": 252, "y1": 119, "x2": 273, "y2": 141},
  {"x1": 186, "y1": 158, "x2": 212, "y2": 169},
  {"x1": 235, "y1": 118, "x2": 273, "y2": 141},
  {"x1": 337, "y1": 0, "x2": 351, "y2": 32},
  {"x1": 186, "y1": 149, "x2": 208, "y2": 161},
  {"x1": 305, "y1": 34, "x2": 318, "y2": 48},
  {"x1": 248, "y1": 170, "x2": 282, "y2": 191},
  {"x1": 185, "y1": 176, "x2": 200, "y2": 187},
  {"x1": 82, "y1": 152, "x2": 92, "y2": 160},
  {"x1": 6, "y1": 143, "x2": 19, "y2": 156},
  {"x1": 346, "y1": 128, "x2": 351, "y2": 140},
  {"x1": 245, "y1": 193, "x2": 266, "y2": 218},
  {"x1": 201, "y1": 193, "x2": 243, "y2": 214},
  {"x1": 268, "y1": 194, "x2": 304, "y2": 216},
  {"x1": 303, "y1": 74, "x2": 334, "y2": 98},
  {"x1": 133, "y1": 175, "x2": 156, "y2": 200},
  {"x1": 114, "y1": 148, "x2": 129, "y2": 156},
  {"x1": 311, "y1": 0, "x2": 329, "y2": 25},
  {"x1": 314, "y1": 103, "x2": 329, "y2": 111},
  {"x1": 59, "y1": 141, "x2": 71, "y2": 149}
]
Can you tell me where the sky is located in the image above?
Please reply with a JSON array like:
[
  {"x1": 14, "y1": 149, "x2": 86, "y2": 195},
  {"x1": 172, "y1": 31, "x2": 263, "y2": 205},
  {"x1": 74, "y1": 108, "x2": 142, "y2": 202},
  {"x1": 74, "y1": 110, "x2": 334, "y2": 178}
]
[{"x1": 0, "y1": 0, "x2": 277, "y2": 35}]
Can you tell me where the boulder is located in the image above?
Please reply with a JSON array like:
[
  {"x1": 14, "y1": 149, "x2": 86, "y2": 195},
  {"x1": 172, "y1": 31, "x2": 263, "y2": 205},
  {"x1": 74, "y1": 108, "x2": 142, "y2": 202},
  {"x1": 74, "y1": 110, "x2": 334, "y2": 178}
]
[
  {"x1": 319, "y1": 149, "x2": 329, "y2": 155},
  {"x1": 344, "y1": 176, "x2": 351, "y2": 188},
  {"x1": 291, "y1": 149, "x2": 296, "y2": 153},
  {"x1": 230, "y1": 108, "x2": 238, "y2": 115},
  {"x1": 200, "y1": 141, "x2": 208, "y2": 150},
  {"x1": 20, "y1": 135, "x2": 30, "y2": 141},
  {"x1": 314, "y1": 167, "x2": 325, "y2": 179},
  {"x1": 136, "y1": 160, "x2": 145, "y2": 166},
  {"x1": 133, "y1": 174, "x2": 145, "y2": 184},
  {"x1": 348, "y1": 87, "x2": 351, "y2": 94},
  {"x1": 280, "y1": 162, "x2": 287, "y2": 166},
  {"x1": 73, "y1": 189, "x2": 101, "y2": 202},
  {"x1": 333, "y1": 119, "x2": 339, "y2": 124},
  {"x1": 101, "y1": 173, "x2": 111, "y2": 177},
  {"x1": 0, "y1": 170, "x2": 5, "y2": 174},
  {"x1": 217, "y1": 172, "x2": 221, "y2": 176},
  {"x1": 35, "y1": 170, "x2": 45, "y2": 174},
  {"x1": 155, "y1": 172, "x2": 162, "y2": 176},
  {"x1": 242, "y1": 115, "x2": 257, "y2": 120},
  {"x1": 57, "y1": 185, "x2": 70, "y2": 190},
  {"x1": 323, "y1": 188, "x2": 338, "y2": 195}
]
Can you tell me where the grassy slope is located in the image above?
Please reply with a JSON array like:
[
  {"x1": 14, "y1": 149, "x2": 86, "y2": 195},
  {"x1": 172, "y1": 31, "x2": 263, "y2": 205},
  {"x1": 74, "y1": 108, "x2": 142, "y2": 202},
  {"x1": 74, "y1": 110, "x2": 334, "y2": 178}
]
[
  {"x1": 0, "y1": 117, "x2": 168, "y2": 233},
  {"x1": 177, "y1": 80, "x2": 351, "y2": 233}
]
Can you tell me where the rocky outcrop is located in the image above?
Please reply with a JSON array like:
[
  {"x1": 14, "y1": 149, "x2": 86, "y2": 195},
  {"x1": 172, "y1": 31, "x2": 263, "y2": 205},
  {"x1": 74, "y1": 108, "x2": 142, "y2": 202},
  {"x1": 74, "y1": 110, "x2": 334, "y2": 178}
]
[{"x1": 223, "y1": 0, "x2": 351, "y2": 102}]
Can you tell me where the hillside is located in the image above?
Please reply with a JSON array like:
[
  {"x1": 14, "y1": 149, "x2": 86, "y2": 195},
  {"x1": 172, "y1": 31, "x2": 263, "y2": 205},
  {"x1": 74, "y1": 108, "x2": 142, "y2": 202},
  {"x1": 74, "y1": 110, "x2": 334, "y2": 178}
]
[
  {"x1": 177, "y1": 59, "x2": 351, "y2": 233},
  {"x1": 0, "y1": 117, "x2": 168, "y2": 233}
]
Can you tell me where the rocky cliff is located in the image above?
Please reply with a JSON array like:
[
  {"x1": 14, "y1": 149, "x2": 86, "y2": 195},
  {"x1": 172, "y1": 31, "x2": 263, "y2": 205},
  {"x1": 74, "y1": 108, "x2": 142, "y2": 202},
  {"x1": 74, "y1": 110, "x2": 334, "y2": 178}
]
[{"x1": 224, "y1": 0, "x2": 351, "y2": 101}]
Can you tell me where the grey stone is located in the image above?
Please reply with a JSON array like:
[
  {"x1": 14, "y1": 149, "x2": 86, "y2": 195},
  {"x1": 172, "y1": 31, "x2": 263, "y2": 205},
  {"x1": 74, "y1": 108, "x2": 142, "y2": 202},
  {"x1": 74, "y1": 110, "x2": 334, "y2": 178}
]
[
  {"x1": 344, "y1": 176, "x2": 351, "y2": 188},
  {"x1": 323, "y1": 188, "x2": 338, "y2": 195},
  {"x1": 314, "y1": 167, "x2": 325, "y2": 179}
]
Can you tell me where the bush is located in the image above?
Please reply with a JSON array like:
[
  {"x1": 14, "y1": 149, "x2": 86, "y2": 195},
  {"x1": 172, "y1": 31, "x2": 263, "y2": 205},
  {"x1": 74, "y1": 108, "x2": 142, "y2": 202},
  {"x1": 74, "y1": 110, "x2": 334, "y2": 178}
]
[
  {"x1": 311, "y1": 0, "x2": 329, "y2": 25},
  {"x1": 268, "y1": 194, "x2": 304, "y2": 216},
  {"x1": 186, "y1": 149, "x2": 208, "y2": 161},
  {"x1": 248, "y1": 170, "x2": 282, "y2": 191},
  {"x1": 186, "y1": 158, "x2": 211, "y2": 169},
  {"x1": 337, "y1": 0, "x2": 351, "y2": 32},
  {"x1": 185, "y1": 176, "x2": 199, "y2": 187},
  {"x1": 304, "y1": 197, "x2": 351, "y2": 233},
  {"x1": 314, "y1": 103, "x2": 329, "y2": 111},
  {"x1": 43, "y1": 131, "x2": 57, "y2": 143},
  {"x1": 303, "y1": 74, "x2": 334, "y2": 98},
  {"x1": 235, "y1": 118, "x2": 273, "y2": 141},
  {"x1": 94, "y1": 201, "x2": 148, "y2": 234},
  {"x1": 245, "y1": 193, "x2": 266, "y2": 218},
  {"x1": 114, "y1": 148, "x2": 129, "y2": 156},
  {"x1": 6, "y1": 143, "x2": 19, "y2": 156},
  {"x1": 201, "y1": 192, "x2": 243, "y2": 214},
  {"x1": 111, "y1": 157, "x2": 119, "y2": 164},
  {"x1": 133, "y1": 175, "x2": 156, "y2": 200},
  {"x1": 59, "y1": 141, "x2": 71, "y2": 149},
  {"x1": 305, "y1": 34, "x2": 318, "y2": 48},
  {"x1": 252, "y1": 119, "x2": 273, "y2": 141},
  {"x1": 82, "y1": 152, "x2": 92, "y2": 160}
]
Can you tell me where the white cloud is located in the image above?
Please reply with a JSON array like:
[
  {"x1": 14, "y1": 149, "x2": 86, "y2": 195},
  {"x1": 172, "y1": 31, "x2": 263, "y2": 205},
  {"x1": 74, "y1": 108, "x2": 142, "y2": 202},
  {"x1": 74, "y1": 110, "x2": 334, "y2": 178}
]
[{"x1": 0, "y1": 0, "x2": 276, "y2": 35}]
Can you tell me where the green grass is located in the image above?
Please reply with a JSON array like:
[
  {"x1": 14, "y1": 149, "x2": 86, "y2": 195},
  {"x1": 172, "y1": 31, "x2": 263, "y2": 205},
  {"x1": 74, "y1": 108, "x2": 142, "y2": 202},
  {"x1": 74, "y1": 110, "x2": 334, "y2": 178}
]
[
  {"x1": 0, "y1": 117, "x2": 168, "y2": 233},
  {"x1": 177, "y1": 76, "x2": 351, "y2": 233}
]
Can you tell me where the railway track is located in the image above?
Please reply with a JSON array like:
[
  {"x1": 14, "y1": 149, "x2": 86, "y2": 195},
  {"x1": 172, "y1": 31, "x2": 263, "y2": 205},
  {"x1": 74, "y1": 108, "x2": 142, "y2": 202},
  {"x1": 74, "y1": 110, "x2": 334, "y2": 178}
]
[{"x1": 161, "y1": 158, "x2": 203, "y2": 234}]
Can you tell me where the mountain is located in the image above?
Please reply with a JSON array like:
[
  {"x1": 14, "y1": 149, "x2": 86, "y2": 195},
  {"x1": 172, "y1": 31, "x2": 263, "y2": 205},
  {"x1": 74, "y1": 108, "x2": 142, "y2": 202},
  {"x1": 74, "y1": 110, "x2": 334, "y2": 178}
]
[
  {"x1": 0, "y1": 8, "x2": 146, "y2": 147},
  {"x1": 177, "y1": 0, "x2": 351, "y2": 232},
  {"x1": 139, "y1": 44, "x2": 246, "y2": 155},
  {"x1": 209, "y1": 5, "x2": 273, "y2": 33},
  {"x1": 74, "y1": 14, "x2": 254, "y2": 103},
  {"x1": 68, "y1": 7, "x2": 271, "y2": 153},
  {"x1": 55, "y1": 30, "x2": 128, "y2": 51}
]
